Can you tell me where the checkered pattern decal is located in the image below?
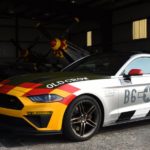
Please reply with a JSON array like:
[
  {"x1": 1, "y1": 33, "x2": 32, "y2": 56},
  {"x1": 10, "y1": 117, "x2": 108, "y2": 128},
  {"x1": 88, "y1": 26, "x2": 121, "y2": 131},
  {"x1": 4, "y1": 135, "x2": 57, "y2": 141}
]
[{"x1": 0, "y1": 79, "x2": 80, "y2": 105}]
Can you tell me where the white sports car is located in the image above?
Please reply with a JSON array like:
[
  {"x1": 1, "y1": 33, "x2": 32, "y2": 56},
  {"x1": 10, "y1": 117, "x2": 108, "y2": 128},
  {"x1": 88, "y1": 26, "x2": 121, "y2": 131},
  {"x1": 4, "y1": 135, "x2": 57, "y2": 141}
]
[{"x1": 0, "y1": 52, "x2": 150, "y2": 141}]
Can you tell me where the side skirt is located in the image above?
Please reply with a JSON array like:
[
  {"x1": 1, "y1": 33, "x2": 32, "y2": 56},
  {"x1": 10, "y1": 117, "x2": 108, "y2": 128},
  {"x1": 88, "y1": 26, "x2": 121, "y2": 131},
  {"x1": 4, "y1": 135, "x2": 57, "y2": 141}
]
[{"x1": 104, "y1": 115, "x2": 150, "y2": 127}]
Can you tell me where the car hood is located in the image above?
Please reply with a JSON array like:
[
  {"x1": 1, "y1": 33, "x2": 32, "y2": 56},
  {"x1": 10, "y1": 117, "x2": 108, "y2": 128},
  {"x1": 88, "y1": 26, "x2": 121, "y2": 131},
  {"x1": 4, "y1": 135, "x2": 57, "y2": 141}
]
[
  {"x1": 0, "y1": 72, "x2": 110, "y2": 96},
  {"x1": 8, "y1": 72, "x2": 110, "y2": 86}
]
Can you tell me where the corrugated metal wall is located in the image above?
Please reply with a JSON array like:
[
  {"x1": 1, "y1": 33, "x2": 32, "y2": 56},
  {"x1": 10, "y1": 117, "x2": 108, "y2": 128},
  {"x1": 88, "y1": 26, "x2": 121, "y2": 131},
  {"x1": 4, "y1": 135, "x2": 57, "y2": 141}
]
[{"x1": 112, "y1": 2, "x2": 150, "y2": 52}]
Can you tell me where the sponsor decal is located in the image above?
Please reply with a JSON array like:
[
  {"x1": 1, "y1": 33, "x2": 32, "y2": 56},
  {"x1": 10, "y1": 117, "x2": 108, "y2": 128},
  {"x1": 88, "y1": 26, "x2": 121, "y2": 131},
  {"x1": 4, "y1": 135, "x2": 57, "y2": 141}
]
[
  {"x1": 143, "y1": 86, "x2": 150, "y2": 102},
  {"x1": 124, "y1": 86, "x2": 150, "y2": 104},
  {"x1": 46, "y1": 77, "x2": 88, "y2": 89},
  {"x1": 27, "y1": 111, "x2": 52, "y2": 115}
]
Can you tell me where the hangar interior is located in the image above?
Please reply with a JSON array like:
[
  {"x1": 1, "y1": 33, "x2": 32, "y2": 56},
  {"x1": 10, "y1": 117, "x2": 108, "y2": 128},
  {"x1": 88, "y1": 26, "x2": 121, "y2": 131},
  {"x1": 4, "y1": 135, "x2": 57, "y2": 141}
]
[{"x1": 0, "y1": 0, "x2": 149, "y2": 80}]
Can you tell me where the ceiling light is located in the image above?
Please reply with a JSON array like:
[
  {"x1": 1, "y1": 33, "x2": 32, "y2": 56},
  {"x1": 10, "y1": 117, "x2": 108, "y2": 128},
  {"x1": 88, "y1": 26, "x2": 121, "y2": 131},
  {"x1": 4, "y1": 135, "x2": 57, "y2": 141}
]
[{"x1": 71, "y1": 0, "x2": 76, "y2": 4}]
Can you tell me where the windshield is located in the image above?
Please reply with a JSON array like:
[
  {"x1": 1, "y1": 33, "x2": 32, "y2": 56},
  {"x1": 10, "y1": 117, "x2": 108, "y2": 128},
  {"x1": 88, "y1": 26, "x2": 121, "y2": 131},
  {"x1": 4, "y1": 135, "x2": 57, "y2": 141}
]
[{"x1": 63, "y1": 53, "x2": 130, "y2": 76}]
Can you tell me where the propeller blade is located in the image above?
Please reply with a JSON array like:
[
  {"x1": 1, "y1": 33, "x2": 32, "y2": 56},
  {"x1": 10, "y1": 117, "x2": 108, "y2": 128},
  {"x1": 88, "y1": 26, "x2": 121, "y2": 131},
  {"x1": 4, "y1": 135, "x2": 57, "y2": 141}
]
[
  {"x1": 61, "y1": 49, "x2": 74, "y2": 63},
  {"x1": 67, "y1": 41, "x2": 89, "y2": 55}
]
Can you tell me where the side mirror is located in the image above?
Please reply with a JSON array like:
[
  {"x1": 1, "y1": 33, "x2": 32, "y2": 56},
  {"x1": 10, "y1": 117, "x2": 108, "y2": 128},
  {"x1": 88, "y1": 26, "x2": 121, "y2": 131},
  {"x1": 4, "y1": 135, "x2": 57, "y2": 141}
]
[{"x1": 128, "y1": 69, "x2": 143, "y2": 76}]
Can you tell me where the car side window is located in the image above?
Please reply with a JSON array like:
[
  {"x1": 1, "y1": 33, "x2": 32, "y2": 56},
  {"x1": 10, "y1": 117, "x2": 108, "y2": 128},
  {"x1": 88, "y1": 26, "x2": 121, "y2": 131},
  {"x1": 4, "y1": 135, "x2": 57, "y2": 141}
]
[{"x1": 123, "y1": 57, "x2": 150, "y2": 75}]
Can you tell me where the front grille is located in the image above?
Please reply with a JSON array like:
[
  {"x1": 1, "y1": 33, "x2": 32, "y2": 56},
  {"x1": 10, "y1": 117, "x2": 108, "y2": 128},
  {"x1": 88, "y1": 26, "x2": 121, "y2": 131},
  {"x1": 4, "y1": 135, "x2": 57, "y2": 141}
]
[
  {"x1": 0, "y1": 93, "x2": 24, "y2": 110},
  {"x1": 0, "y1": 114, "x2": 36, "y2": 132}
]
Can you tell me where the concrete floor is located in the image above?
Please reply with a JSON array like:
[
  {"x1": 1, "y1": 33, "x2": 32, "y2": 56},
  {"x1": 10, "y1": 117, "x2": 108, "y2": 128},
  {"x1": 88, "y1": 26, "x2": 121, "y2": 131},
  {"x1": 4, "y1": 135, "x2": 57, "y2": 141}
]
[{"x1": 0, "y1": 120, "x2": 150, "y2": 150}]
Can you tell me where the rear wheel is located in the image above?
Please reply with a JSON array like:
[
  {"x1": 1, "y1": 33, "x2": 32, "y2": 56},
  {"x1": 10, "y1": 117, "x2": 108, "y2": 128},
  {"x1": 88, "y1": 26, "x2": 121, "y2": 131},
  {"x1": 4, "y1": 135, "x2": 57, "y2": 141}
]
[{"x1": 63, "y1": 95, "x2": 102, "y2": 141}]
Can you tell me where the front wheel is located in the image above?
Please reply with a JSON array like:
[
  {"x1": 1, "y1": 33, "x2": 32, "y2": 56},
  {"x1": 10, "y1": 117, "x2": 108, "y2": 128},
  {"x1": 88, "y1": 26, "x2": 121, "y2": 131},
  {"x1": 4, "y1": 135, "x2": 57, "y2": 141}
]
[{"x1": 63, "y1": 95, "x2": 102, "y2": 141}]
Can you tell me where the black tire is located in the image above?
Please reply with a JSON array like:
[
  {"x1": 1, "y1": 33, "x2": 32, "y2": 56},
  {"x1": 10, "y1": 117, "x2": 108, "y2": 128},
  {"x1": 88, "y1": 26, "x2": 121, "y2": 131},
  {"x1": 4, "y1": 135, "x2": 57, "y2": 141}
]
[{"x1": 63, "y1": 95, "x2": 102, "y2": 141}]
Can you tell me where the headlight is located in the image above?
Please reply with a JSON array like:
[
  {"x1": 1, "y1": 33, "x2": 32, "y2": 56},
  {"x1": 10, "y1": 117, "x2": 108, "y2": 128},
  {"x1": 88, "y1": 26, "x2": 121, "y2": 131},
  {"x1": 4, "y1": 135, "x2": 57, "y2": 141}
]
[{"x1": 28, "y1": 94, "x2": 63, "y2": 103}]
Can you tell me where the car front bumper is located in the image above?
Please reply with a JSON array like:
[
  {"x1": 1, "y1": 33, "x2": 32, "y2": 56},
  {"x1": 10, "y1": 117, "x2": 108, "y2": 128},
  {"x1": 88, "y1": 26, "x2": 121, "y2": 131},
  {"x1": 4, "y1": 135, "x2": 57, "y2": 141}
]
[{"x1": 0, "y1": 95, "x2": 67, "y2": 134}]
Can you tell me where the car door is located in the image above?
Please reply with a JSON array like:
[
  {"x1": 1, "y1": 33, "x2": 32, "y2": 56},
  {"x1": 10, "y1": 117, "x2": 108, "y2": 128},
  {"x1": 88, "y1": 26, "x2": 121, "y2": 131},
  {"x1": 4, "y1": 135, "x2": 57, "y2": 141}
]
[{"x1": 118, "y1": 56, "x2": 150, "y2": 122}]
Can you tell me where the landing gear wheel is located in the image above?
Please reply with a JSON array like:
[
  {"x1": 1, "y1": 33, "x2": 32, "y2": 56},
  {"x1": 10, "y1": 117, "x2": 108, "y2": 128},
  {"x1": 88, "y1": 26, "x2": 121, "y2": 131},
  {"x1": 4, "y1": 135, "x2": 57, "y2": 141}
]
[{"x1": 63, "y1": 95, "x2": 102, "y2": 141}]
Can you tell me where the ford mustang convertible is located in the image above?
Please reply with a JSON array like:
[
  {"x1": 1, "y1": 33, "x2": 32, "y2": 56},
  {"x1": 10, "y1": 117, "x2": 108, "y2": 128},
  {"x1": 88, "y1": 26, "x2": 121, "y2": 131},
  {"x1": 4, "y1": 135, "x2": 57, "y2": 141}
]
[{"x1": 0, "y1": 52, "x2": 150, "y2": 141}]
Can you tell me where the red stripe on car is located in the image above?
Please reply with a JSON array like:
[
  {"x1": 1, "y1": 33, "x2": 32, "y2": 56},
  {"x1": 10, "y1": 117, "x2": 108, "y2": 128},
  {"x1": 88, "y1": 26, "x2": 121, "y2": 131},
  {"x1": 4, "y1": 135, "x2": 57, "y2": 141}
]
[
  {"x1": 61, "y1": 94, "x2": 76, "y2": 105},
  {"x1": 0, "y1": 85, "x2": 15, "y2": 94},
  {"x1": 19, "y1": 82, "x2": 42, "y2": 88},
  {"x1": 24, "y1": 88, "x2": 52, "y2": 96},
  {"x1": 58, "y1": 84, "x2": 80, "y2": 93}
]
